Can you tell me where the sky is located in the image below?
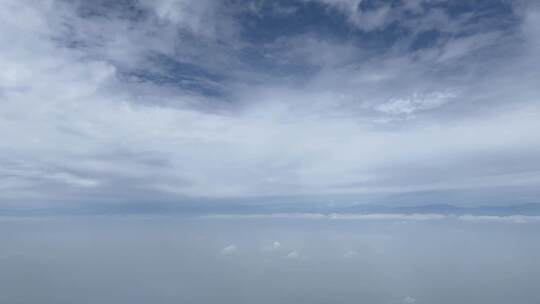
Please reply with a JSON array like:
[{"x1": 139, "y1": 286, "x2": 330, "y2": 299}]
[
  {"x1": 1, "y1": 0, "x2": 540, "y2": 211},
  {"x1": 2, "y1": 3, "x2": 540, "y2": 302}
]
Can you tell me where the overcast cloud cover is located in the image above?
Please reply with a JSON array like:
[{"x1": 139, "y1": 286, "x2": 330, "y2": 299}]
[{"x1": 1, "y1": 0, "x2": 540, "y2": 210}]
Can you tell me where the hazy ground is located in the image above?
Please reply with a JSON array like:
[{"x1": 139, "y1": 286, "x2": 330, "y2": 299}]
[{"x1": 1, "y1": 215, "x2": 539, "y2": 304}]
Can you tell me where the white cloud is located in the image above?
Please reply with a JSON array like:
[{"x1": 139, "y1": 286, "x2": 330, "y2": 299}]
[
  {"x1": 437, "y1": 32, "x2": 504, "y2": 62},
  {"x1": 349, "y1": 5, "x2": 391, "y2": 31},
  {"x1": 208, "y1": 213, "x2": 540, "y2": 224},
  {"x1": 204, "y1": 214, "x2": 327, "y2": 220},
  {"x1": 458, "y1": 215, "x2": 540, "y2": 224},
  {"x1": 265, "y1": 35, "x2": 361, "y2": 68},
  {"x1": 329, "y1": 213, "x2": 448, "y2": 221},
  {"x1": 343, "y1": 250, "x2": 359, "y2": 258},
  {"x1": 204, "y1": 213, "x2": 448, "y2": 221},
  {"x1": 138, "y1": 0, "x2": 237, "y2": 40},
  {"x1": 403, "y1": 296, "x2": 417, "y2": 304},
  {"x1": 286, "y1": 251, "x2": 300, "y2": 259},
  {"x1": 309, "y1": 0, "x2": 391, "y2": 31},
  {"x1": 375, "y1": 90, "x2": 457, "y2": 115},
  {"x1": 221, "y1": 245, "x2": 237, "y2": 255},
  {"x1": 262, "y1": 241, "x2": 282, "y2": 252},
  {"x1": 1, "y1": 0, "x2": 540, "y2": 208}
]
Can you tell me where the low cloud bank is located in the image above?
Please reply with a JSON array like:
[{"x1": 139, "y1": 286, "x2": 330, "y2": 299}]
[{"x1": 203, "y1": 213, "x2": 540, "y2": 223}]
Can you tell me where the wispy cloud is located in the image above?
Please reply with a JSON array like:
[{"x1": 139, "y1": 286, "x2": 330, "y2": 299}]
[
  {"x1": 204, "y1": 213, "x2": 540, "y2": 224},
  {"x1": 458, "y1": 215, "x2": 540, "y2": 224},
  {"x1": 1, "y1": 0, "x2": 539, "y2": 209}
]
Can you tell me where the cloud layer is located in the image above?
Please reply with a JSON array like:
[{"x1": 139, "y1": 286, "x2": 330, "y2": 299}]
[
  {"x1": 2, "y1": 215, "x2": 540, "y2": 303},
  {"x1": 1, "y1": 0, "x2": 540, "y2": 208}
]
